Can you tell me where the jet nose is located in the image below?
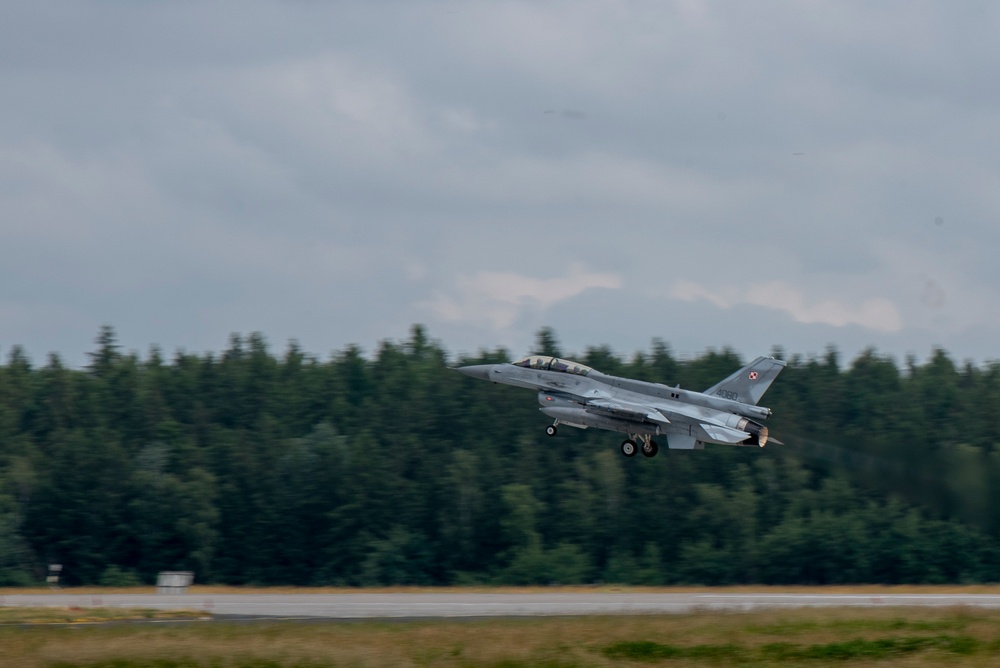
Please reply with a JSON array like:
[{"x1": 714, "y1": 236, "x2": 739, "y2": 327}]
[{"x1": 455, "y1": 364, "x2": 494, "y2": 381}]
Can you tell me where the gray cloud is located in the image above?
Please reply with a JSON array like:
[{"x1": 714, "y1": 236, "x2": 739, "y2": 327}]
[{"x1": 2, "y1": 1, "x2": 1000, "y2": 366}]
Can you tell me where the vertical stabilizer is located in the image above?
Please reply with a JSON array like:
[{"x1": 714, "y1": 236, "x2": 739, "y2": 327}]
[{"x1": 703, "y1": 356, "x2": 786, "y2": 405}]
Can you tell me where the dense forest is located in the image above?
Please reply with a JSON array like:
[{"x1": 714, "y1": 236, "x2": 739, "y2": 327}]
[{"x1": 2, "y1": 325, "x2": 1000, "y2": 587}]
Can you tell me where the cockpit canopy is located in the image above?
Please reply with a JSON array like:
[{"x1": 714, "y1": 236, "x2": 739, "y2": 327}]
[{"x1": 512, "y1": 355, "x2": 593, "y2": 376}]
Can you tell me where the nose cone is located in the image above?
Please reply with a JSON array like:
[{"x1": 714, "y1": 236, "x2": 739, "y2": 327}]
[{"x1": 455, "y1": 364, "x2": 495, "y2": 381}]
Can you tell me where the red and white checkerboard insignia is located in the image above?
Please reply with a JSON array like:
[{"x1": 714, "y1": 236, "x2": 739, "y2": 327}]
[{"x1": 748, "y1": 371, "x2": 759, "y2": 381}]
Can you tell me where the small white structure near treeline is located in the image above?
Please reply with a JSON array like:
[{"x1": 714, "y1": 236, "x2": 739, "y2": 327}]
[{"x1": 156, "y1": 571, "x2": 194, "y2": 594}]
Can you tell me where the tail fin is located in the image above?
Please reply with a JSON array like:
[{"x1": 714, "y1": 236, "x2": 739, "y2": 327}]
[{"x1": 703, "y1": 356, "x2": 786, "y2": 405}]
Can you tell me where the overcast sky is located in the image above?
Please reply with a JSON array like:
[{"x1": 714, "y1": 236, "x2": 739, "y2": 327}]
[{"x1": 3, "y1": 1, "x2": 999, "y2": 367}]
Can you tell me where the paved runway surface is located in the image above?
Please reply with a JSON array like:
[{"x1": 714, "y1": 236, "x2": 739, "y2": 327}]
[{"x1": 5, "y1": 593, "x2": 1000, "y2": 619}]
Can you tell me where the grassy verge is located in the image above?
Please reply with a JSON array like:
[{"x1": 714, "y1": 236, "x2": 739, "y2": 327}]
[
  {"x1": 0, "y1": 607, "x2": 208, "y2": 625},
  {"x1": 4, "y1": 607, "x2": 1000, "y2": 667}
]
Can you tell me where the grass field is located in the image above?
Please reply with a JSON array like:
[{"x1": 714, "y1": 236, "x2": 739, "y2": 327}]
[
  {"x1": 0, "y1": 607, "x2": 208, "y2": 625},
  {"x1": 4, "y1": 606, "x2": 1000, "y2": 667}
]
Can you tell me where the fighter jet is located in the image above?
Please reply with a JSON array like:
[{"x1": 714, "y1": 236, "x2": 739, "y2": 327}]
[{"x1": 456, "y1": 354, "x2": 785, "y2": 457}]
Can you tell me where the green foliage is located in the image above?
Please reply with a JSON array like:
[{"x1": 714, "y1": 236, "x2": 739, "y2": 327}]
[
  {"x1": 3, "y1": 325, "x2": 1000, "y2": 585},
  {"x1": 603, "y1": 640, "x2": 742, "y2": 661},
  {"x1": 497, "y1": 541, "x2": 592, "y2": 585},
  {"x1": 0, "y1": 490, "x2": 33, "y2": 586},
  {"x1": 98, "y1": 565, "x2": 143, "y2": 587},
  {"x1": 760, "y1": 635, "x2": 983, "y2": 660},
  {"x1": 604, "y1": 635, "x2": 984, "y2": 662}
]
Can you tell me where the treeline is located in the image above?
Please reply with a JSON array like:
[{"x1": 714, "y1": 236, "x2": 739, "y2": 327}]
[{"x1": 2, "y1": 325, "x2": 1000, "y2": 586}]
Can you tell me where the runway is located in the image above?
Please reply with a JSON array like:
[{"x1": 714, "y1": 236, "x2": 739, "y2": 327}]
[{"x1": 5, "y1": 592, "x2": 1000, "y2": 619}]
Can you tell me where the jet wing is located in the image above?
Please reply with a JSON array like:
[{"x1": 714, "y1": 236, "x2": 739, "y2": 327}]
[{"x1": 586, "y1": 399, "x2": 670, "y2": 426}]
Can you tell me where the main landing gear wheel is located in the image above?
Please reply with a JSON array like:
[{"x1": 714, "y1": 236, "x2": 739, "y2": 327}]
[
  {"x1": 545, "y1": 425, "x2": 558, "y2": 437},
  {"x1": 620, "y1": 439, "x2": 637, "y2": 457},
  {"x1": 641, "y1": 440, "x2": 659, "y2": 458}
]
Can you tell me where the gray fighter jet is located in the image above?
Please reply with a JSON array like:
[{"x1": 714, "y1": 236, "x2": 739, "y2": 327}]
[{"x1": 456, "y1": 354, "x2": 785, "y2": 457}]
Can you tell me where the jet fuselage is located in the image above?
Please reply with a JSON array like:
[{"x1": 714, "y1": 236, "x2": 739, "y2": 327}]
[{"x1": 457, "y1": 354, "x2": 784, "y2": 455}]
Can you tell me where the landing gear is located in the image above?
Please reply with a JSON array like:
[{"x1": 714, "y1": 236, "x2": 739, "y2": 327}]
[
  {"x1": 621, "y1": 434, "x2": 659, "y2": 458},
  {"x1": 545, "y1": 424, "x2": 558, "y2": 437},
  {"x1": 641, "y1": 439, "x2": 659, "y2": 458}
]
